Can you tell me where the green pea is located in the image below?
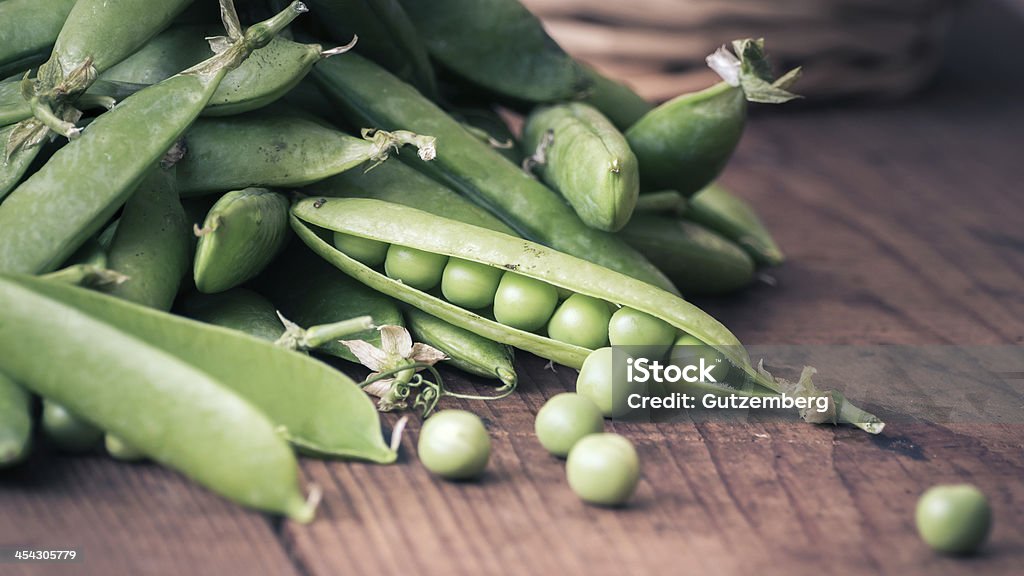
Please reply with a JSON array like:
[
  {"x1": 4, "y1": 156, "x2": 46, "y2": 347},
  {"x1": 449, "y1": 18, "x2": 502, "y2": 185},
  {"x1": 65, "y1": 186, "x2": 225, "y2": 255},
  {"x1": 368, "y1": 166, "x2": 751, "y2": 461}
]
[
  {"x1": 333, "y1": 232, "x2": 390, "y2": 267},
  {"x1": 492, "y1": 272, "x2": 558, "y2": 332},
  {"x1": 42, "y1": 400, "x2": 102, "y2": 453},
  {"x1": 566, "y1": 433, "x2": 640, "y2": 506},
  {"x1": 547, "y1": 294, "x2": 611, "y2": 349},
  {"x1": 441, "y1": 258, "x2": 503, "y2": 309},
  {"x1": 534, "y1": 393, "x2": 603, "y2": 458},
  {"x1": 385, "y1": 244, "x2": 449, "y2": 290},
  {"x1": 417, "y1": 410, "x2": 491, "y2": 480},
  {"x1": 576, "y1": 347, "x2": 639, "y2": 418},
  {"x1": 608, "y1": 307, "x2": 676, "y2": 357},
  {"x1": 916, "y1": 484, "x2": 992, "y2": 555},
  {"x1": 105, "y1": 434, "x2": 145, "y2": 462}
]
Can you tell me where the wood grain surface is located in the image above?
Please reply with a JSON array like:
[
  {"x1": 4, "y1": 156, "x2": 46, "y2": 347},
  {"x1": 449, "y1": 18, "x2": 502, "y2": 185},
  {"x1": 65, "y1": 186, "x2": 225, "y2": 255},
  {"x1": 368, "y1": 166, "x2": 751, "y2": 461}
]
[{"x1": 1, "y1": 1, "x2": 1021, "y2": 574}]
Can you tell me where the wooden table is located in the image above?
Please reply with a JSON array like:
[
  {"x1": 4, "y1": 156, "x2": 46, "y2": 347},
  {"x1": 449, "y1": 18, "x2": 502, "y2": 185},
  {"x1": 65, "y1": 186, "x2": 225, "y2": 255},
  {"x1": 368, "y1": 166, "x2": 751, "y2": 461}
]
[{"x1": 2, "y1": 2, "x2": 1022, "y2": 574}]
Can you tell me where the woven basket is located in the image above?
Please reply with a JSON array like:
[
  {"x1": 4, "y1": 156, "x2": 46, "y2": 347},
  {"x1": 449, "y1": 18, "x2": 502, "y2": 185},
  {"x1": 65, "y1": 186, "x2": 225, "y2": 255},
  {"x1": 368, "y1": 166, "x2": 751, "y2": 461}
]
[{"x1": 522, "y1": 0, "x2": 959, "y2": 102}]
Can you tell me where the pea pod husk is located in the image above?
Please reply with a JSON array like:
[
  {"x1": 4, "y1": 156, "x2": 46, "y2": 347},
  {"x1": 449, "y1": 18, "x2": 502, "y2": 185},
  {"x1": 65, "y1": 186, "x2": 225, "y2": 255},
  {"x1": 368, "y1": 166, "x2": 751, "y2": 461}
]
[
  {"x1": 627, "y1": 40, "x2": 800, "y2": 197},
  {"x1": 686, "y1": 183, "x2": 785, "y2": 266},
  {"x1": 105, "y1": 166, "x2": 191, "y2": 309},
  {"x1": 0, "y1": 274, "x2": 314, "y2": 520},
  {"x1": 0, "y1": 371, "x2": 32, "y2": 468},
  {"x1": 405, "y1": 307, "x2": 517, "y2": 388},
  {"x1": 619, "y1": 215, "x2": 755, "y2": 295},
  {"x1": 193, "y1": 188, "x2": 290, "y2": 293},
  {"x1": 102, "y1": 26, "x2": 338, "y2": 117},
  {"x1": 0, "y1": 2, "x2": 310, "y2": 274},
  {"x1": 523, "y1": 102, "x2": 639, "y2": 232},
  {"x1": 0, "y1": 0, "x2": 77, "y2": 78},
  {"x1": 292, "y1": 198, "x2": 884, "y2": 433},
  {"x1": 398, "y1": 0, "x2": 587, "y2": 102},
  {"x1": 312, "y1": 52, "x2": 678, "y2": 294},
  {"x1": 8, "y1": 273, "x2": 398, "y2": 462},
  {"x1": 174, "y1": 113, "x2": 434, "y2": 196}
]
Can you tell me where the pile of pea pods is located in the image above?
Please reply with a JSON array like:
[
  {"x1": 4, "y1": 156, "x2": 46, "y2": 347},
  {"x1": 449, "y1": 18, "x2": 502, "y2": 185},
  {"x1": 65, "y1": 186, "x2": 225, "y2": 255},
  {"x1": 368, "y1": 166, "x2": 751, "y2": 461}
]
[{"x1": 0, "y1": 0, "x2": 884, "y2": 519}]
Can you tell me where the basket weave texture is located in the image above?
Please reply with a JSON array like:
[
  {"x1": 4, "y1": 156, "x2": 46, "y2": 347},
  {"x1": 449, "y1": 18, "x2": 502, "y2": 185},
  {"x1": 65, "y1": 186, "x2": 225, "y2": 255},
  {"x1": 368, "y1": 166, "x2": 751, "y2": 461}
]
[{"x1": 522, "y1": 0, "x2": 958, "y2": 101}]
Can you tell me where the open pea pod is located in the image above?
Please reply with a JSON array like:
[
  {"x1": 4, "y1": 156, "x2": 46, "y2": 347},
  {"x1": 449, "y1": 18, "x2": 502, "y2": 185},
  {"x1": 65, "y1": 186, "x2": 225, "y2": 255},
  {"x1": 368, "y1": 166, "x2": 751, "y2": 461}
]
[
  {"x1": 292, "y1": 198, "x2": 884, "y2": 433},
  {"x1": 0, "y1": 274, "x2": 313, "y2": 521},
  {"x1": 10, "y1": 274, "x2": 398, "y2": 463}
]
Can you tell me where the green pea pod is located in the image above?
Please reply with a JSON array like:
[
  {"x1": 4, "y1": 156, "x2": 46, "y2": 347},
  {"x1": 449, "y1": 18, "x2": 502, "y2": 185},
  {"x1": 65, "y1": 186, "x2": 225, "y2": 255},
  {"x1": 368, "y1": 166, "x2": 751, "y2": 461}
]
[
  {"x1": 619, "y1": 214, "x2": 755, "y2": 295},
  {"x1": 523, "y1": 103, "x2": 639, "y2": 232},
  {"x1": 405, "y1": 307, "x2": 516, "y2": 388},
  {"x1": 102, "y1": 25, "x2": 349, "y2": 118},
  {"x1": 626, "y1": 39, "x2": 801, "y2": 196},
  {"x1": 578, "y1": 65, "x2": 653, "y2": 131},
  {"x1": 291, "y1": 198, "x2": 884, "y2": 434},
  {"x1": 259, "y1": 248, "x2": 404, "y2": 363},
  {"x1": 303, "y1": 158, "x2": 516, "y2": 235},
  {"x1": 0, "y1": 275, "x2": 314, "y2": 520},
  {"x1": 105, "y1": 166, "x2": 191, "y2": 309},
  {"x1": 312, "y1": 53, "x2": 678, "y2": 294},
  {"x1": 7, "y1": 273, "x2": 398, "y2": 462},
  {"x1": 0, "y1": 0, "x2": 77, "y2": 78},
  {"x1": 305, "y1": 0, "x2": 437, "y2": 99},
  {"x1": 193, "y1": 188, "x2": 290, "y2": 293},
  {"x1": 398, "y1": 0, "x2": 587, "y2": 102},
  {"x1": 0, "y1": 2, "x2": 308, "y2": 274},
  {"x1": 0, "y1": 372, "x2": 32, "y2": 468},
  {"x1": 181, "y1": 287, "x2": 286, "y2": 342},
  {"x1": 174, "y1": 112, "x2": 436, "y2": 196},
  {"x1": 685, "y1": 183, "x2": 785, "y2": 266}
]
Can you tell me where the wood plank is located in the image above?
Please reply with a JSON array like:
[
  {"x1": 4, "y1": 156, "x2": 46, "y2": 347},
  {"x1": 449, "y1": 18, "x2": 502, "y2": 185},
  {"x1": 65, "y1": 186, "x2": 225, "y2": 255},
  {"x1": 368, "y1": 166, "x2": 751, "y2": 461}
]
[{"x1": 0, "y1": 449, "x2": 300, "y2": 576}]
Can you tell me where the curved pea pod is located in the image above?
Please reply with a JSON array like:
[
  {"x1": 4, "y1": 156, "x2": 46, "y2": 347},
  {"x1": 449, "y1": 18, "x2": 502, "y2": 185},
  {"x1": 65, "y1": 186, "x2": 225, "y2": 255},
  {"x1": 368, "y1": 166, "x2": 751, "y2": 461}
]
[
  {"x1": 305, "y1": 0, "x2": 437, "y2": 99},
  {"x1": 0, "y1": 0, "x2": 77, "y2": 78},
  {"x1": 259, "y1": 248, "x2": 404, "y2": 363},
  {"x1": 8, "y1": 273, "x2": 399, "y2": 462},
  {"x1": 0, "y1": 372, "x2": 32, "y2": 468},
  {"x1": 174, "y1": 112, "x2": 436, "y2": 196},
  {"x1": 105, "y1": 166, "x2": 191, "y2": 309},
  {"x1": 619, "y1": 214, "x2": 755, "y2": 295},
  {"x1": 398, "y1": 0, "x2": 587, "y2": 102},
  {"x1": 405, "y1": 307, "x2": 517, "y2": 389},
  {"x1": 523, "y1": 103, "x2": 639, "y2": 232},
  {"x1": 303, "y1": 158, "x2": 516, "y2": 235},
  {"x1": 291, "y1": 198, "x2": 884, "y2": 434},
  {"x1": 102, "y1": 25, "x2": 349, "y2": 118},
  {"x1": 0, "y1": 275, "x2": 314, "y2": 520},
  {"x1": 312, "y1": 53, "x2": 678, "y2": 295},
  {"x1": 626, "y1": 39, "x2": 801, "y2": 196},
  {"x1": 685, "y1": 183, "x2": 784, "y2": 266},
  {"x1": 0, "y1": 124, "x2": 50, "y2": 201},
  {"x1": 578, "y1": 65, "x2": 652, "y2": 131},
  {"x1": 181, "y1": 288, "x2": 286, "y2": 342},
  {"x1": 0, "y1": 2, "x2": 311, "y2": 274},
  {"x1": 193, "y1": 188, "x2": 290, "y2": 293}
]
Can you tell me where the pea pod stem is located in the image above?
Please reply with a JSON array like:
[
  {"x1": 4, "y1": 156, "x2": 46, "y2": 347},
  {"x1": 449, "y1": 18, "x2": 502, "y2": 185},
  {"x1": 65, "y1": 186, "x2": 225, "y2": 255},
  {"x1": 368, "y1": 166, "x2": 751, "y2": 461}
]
[
  {"x1": 40, "y1": 264, "x2": 128, "y2": 288},
  {"x1": 275, "y1": 314, "x2": 375, "y2": 351}
]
